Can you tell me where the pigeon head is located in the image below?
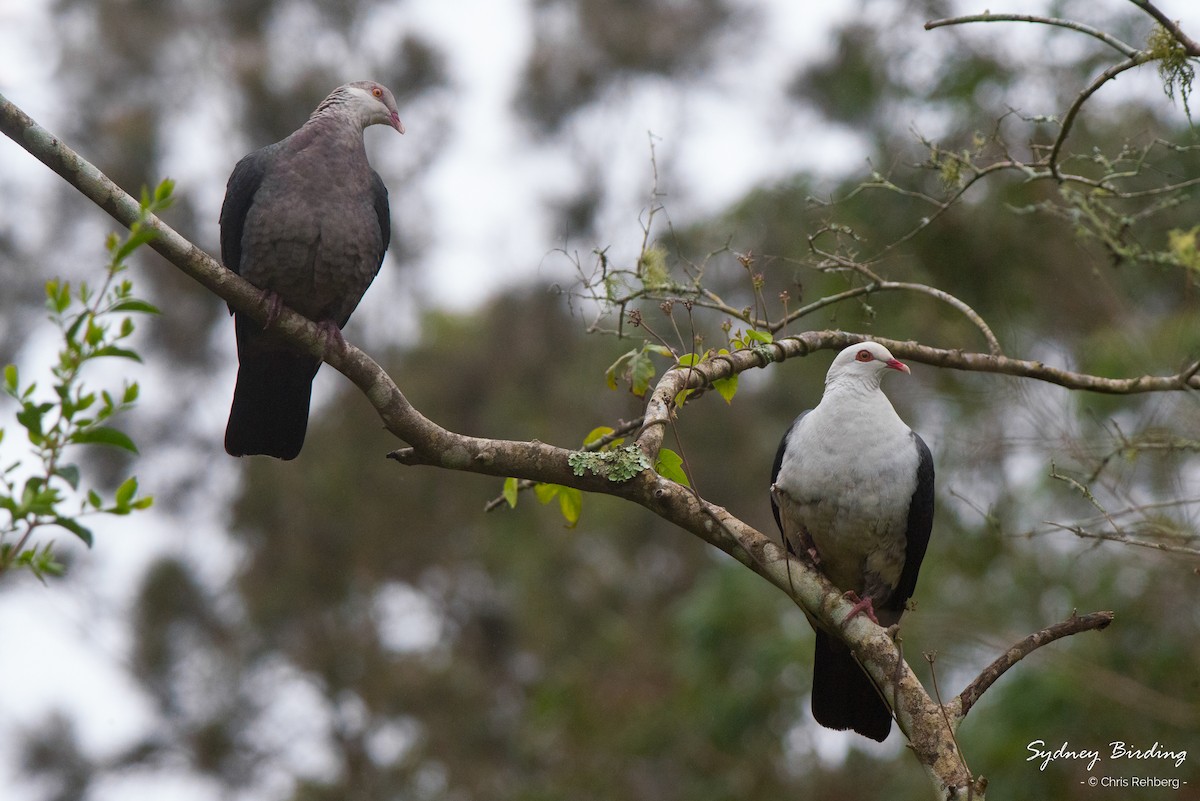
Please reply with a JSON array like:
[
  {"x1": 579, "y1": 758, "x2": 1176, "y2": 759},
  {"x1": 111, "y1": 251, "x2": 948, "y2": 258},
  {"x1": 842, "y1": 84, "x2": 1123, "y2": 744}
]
[
  {"x1": 825, "y1": 342, "x2": 910, "y2": 389},
  {"x1": 326, "y1": 81, "x2": 405, "y2": 134}
]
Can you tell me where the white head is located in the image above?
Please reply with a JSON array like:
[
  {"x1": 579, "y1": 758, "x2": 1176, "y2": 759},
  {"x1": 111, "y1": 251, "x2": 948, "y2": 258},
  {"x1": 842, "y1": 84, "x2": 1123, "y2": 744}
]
[
  {"x1": 319, "y1": 81, "x2": 405, "y2": 133},
  {"x1": 825, "y1": 341, "x2": 910, "y2": 390}
]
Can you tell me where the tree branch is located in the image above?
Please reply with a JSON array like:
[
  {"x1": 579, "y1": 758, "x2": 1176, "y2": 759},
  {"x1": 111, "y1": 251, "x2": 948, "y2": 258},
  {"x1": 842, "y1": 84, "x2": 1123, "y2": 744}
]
[
  {"x1": 951, "y1": 611, "x2": 1115, "y2": 722},
  {"x1": 1046, "y1": 523, "x2": 1200, "y2": 557},
  {"x1": 1128, "y1": 0, "x2": 1200, "y2": 55},
  {"x1": 1048, "y1": 55, "x2": 1150, "y2": 177},
  {"x1": 925, "y1": 13, "x2": 1140, "y2": 58}
]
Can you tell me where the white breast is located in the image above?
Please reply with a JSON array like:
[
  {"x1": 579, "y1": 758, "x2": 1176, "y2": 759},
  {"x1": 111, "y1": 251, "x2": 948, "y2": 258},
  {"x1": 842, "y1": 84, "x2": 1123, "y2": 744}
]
[{"x1": 774, "y1": 391, "x2": 919, "y2": 598}]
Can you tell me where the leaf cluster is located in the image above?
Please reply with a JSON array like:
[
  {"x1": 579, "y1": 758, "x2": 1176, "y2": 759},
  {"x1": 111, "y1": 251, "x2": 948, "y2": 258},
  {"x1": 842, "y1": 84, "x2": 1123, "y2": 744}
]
[{"x1": 0, "y1": 182, "x2": 170, "y2": 581}]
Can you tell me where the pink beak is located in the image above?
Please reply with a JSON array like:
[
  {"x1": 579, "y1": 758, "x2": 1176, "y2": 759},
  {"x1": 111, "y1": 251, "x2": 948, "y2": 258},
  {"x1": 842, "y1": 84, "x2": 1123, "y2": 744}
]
[
  {"x1": 390, "y1": 112, "x2": 405, "y2": 134},
  {"x1": 885, "y1": 358, "x2": 910, "y2": 374}
]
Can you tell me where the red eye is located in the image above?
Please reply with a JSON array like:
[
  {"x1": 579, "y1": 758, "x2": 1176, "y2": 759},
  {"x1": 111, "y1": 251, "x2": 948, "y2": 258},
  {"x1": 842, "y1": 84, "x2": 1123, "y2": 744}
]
[{"x1": 855, "y1": 349, "x2": 872, "y2": 362}]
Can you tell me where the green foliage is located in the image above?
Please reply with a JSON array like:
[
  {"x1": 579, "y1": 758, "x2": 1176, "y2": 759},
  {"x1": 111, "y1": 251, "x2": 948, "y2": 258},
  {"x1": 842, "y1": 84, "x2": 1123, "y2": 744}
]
[
  {"x1": 605, "y1": 342, "x2": 672, "y2": 397},
  {"x1": 533, "y1": 482, "x2": 583, "y2": 528},
  {"x1": 653, "y1": 447, "x2": 690, "y2": 487},
  {"x1": 0, "y1": 181, "x2": 168, "y2": 581}
]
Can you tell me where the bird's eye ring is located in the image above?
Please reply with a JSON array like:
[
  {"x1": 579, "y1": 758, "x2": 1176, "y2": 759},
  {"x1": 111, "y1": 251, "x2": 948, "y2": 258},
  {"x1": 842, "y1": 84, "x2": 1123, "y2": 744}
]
[
  {"x1": 855, "y1": 349, "x2": 872, "y2": 362},
  {"x1": 372, "y1": 87, "x2": 383, "y2": 98}
]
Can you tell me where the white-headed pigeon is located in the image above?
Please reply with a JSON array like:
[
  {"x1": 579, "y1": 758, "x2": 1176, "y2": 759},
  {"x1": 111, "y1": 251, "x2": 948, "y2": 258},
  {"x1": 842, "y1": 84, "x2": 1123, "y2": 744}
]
[
  {"x1": 770, "y1": 342, "x2": 934, "y2": 741},
  {"x1": 220, "y1": 81, "x2": 403, "y2": 459}
]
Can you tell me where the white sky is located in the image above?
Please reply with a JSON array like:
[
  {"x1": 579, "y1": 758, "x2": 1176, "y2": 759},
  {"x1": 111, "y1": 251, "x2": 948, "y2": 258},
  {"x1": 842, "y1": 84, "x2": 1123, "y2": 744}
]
[{"x1": 3, "y1": 0, "x2": 1200, "y2": 798}]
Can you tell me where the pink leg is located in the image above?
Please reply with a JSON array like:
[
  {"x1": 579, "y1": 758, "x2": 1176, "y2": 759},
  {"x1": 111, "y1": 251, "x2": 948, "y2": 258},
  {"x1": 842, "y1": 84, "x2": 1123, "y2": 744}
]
[
  {"x1": 258, "y1": 289, "x2": 284, "y2": 328},
  {"x1": 841, "y1": 591, "x2": 880, "y2": 626},
  {"x1": 315, "y1": 320, "x2": 347, "y2": 352}
]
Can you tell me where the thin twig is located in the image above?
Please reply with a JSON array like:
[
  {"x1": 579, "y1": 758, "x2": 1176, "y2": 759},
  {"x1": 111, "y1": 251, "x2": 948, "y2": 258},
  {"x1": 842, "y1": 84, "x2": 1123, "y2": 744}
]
[
  {"x1": 954, "y1": 611, "x2": 1115, "y2": 722},
  {"x1": 1045, "y1": 523, "x2": 1200, "y2": 557},
  {"x1": 925, "y1": 651, "x2": 974, "y2": 782},
  {"x1": 1049, "y1": 56, "x2": 1149, "y2": 178},
  {"x1": 925, "y1": 13, "x2": 1140, "y2": 58}
]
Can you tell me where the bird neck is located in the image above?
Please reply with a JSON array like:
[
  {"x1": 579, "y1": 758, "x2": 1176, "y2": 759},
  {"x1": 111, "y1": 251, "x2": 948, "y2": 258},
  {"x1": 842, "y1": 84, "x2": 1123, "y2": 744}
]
[
  {"x1": 817, "y1": 377, "x2": 903, "y2": 424},
  {"x1": 305, "y1": 101, "x2": 371, "y2": 137},
  {"x1": 824, "y1": 373, "x2": 883, "y2": 398},
  {"x1": 292, "y1": 111, "x2": 369, "y2": 153}
]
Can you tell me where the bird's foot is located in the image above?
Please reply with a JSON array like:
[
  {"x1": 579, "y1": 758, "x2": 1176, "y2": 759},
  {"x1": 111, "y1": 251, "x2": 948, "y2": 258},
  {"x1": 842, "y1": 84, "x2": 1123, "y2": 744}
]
[
  {"x1": 258, "y1": 289, "x2": 284, "y2": 328},
  {"x1": 841, "y1": 591, "x2": 880, "y2": 626},
  {"x1": 316, "y1": 320, "x2": 348, "y2": 354}
]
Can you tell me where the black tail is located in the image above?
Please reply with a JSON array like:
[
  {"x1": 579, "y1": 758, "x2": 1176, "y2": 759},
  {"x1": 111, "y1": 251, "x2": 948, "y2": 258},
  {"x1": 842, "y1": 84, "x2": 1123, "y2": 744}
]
[
  {"x1": 811, "y1": 629, "x2": 892, "y2": 741},
  {"x1": 225, "y1": 345, "x2": 319, "y2": 460}
]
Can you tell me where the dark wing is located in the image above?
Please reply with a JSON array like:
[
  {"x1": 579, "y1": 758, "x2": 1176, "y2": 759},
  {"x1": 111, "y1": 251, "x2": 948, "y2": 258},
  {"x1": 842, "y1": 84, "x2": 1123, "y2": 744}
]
[
  {"x1": 370, "y1": 169, "x2": 391, "y2": 271},
  {"x1": 769, "y1": 410, "x2": 809, "y2": 547},
  {"x1": 887, "y1": 431, "x2": 935, "y2": 610},
  {"x1": 219, "y1": 147, "x2": 274, "y2": 278}
]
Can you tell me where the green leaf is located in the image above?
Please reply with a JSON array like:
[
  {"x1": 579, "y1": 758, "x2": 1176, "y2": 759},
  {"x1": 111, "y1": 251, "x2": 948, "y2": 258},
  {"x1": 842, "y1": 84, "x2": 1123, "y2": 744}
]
[
  {"x1": 557, "y1": 487, "x2": 582, "y2": 528},
  {"x1": 114, "y1": 226, "x2": 159, "y2": 263},
  {"x1": 3, "y1": 364, "x2": 17, "y2": 395},
  {"x1": 582, "y1": 426, "x2": 615, "y2": 447},
  {"x1": 629, "y1": 349, "x2": 656, "y2": 397},
  {"x1": 16, "y1": 401, "x2": 53, "y2": 440},
  {"x1": 533, "y1": 483, "x2": 560, "y2": 505},
  {"x1": 70, "y1": 426, "x2": 139, "y2": 453},
  {"x1": 605, "y1": 349, "x2": 637, "y2": 391},
  {"x1": 152, "y1": 178, "x2": 176, "y2": 208},
  {"x1": 502, "y1": 477, "x2": 519, "y2": 508},
  {"x1": 114, "y1": 476, "x2": 138, "y2": 512},
  {"x1": 46, "y1": 279, "x2": 71, "y2": 314},
  {"x1": 655, "y1": 448, "x2": 691, "y2": 487},
  {"x1": 64, "y1": 310, "x2": 87, "y2": 344},
  {"x1": 87, "y1": 489, "x2": 103, "y2": 509},
  {"x1": 55, "y1": 464, "x2": 81, "y2": 491},
  {"x1": 676, "y1": 351, "x2": 706, "y2": 368},
  {"x1": 714, "y1": 374, "x2": 738, "y2": 404},
  {"x1": 744, "y1": 328, "x2": 773, "y2": 344},
  {"x1": 21, "y1": 477, "x2": 60, "y2": 515},
  {"x1": 109, "y1": 299, "x2": 161, "y2": 315},
  {"x1": 91, "y1": 345, "x2": 143, "y2": 362},
  {"x1": 55, "y1": 516, "x2": 94, "y2": 546}
]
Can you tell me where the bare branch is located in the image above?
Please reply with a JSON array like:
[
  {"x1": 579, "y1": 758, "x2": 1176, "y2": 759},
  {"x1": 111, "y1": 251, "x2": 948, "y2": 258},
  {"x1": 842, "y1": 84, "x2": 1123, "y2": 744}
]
[
  {"x1": 1128, "y1": 0, "x2": 1200, "y2": 55},
  {"x1": 1046, "y1": 523, "x2": 1200, "y2": 558},
  {"x1": 925, "y1": 13, "x2": 1140, "y2": 58},
  {"x1": 801, "y1": 236, "x2": 1004, "y2": 355},
  {"x1": 1049, "y1": 55, "x2": 1150, "y2": 177},
  {"x1": 952, "y1": 611, "x2": 1115, "y2": 722}
]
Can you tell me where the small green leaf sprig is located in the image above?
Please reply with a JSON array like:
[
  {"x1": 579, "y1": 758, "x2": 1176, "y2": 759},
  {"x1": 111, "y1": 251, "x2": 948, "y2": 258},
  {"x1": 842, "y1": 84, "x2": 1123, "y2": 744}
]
[{"x1": 0, "y1": 180, "x2": 171, "y2": 580}]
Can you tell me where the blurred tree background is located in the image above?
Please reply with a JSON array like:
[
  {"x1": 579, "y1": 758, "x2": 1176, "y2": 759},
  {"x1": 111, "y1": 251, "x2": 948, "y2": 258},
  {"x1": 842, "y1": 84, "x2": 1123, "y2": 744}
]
[{"x1": 1, "y1": 0, "x2": 1198, "y2": 799}]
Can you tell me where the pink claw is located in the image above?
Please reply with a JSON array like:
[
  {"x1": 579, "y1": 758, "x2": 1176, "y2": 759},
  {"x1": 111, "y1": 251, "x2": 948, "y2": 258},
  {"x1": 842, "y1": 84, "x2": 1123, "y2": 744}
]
[
  {"x1": 258, "y1": 289, "x2": 284, "y2": 328},
  {"x1": 842, "y1": 591, "x2": 880, "y2": 626}
]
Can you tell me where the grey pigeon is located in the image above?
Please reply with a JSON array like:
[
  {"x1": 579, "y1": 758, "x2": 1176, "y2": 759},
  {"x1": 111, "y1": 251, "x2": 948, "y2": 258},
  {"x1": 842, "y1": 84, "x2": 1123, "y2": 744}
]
[
  {"x1": 220, "y1": 81, "x2": 403, "y2": 459},
  {"x1": 770, "y1": 342, "x2": 934, "y2": 741}
]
